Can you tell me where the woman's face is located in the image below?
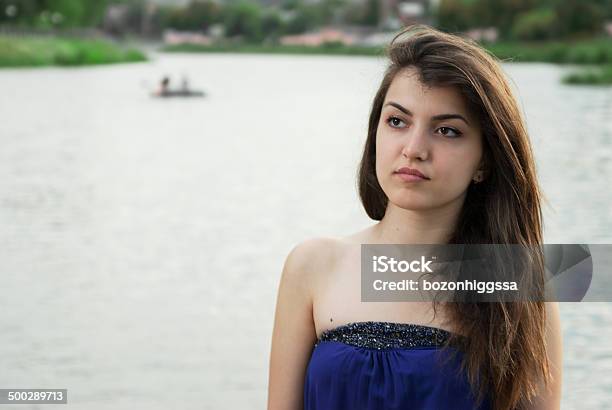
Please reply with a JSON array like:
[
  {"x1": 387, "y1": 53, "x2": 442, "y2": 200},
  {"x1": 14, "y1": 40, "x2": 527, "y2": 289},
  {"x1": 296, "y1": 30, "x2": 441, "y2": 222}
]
[{"x1": 375, "y1": 67, "x2": 484, "y2": 212}]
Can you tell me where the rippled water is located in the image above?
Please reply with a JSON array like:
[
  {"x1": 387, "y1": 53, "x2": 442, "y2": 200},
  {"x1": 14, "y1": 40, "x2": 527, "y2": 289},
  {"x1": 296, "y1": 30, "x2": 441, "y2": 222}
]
[{"x1": 0, "y1": 53, "x2": 611, "y2": 409}]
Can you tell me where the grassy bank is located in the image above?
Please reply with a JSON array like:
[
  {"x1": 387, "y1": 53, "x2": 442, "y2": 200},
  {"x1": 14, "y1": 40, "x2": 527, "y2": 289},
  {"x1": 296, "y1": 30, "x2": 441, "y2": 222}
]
[
  {"x1": 562, "y1": 65, "x2": 612, "y2": 85},
  {"x1": 484, "y1": 38, "x2": 612, "y2": 65},
  {"x1": 0, "y1": 35, "x2": 147, "y2": 67},
  {"x1": 162, "y1": 42, "x2": 384, "y2": 57},
  {"x1": 162, "y1": 37, "x2": 612, "y2": 64}
]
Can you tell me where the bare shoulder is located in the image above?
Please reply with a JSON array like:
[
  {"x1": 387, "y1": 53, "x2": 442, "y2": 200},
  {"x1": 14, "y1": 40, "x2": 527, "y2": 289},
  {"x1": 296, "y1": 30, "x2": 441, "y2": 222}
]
[
  {"x1": 268, "y1": 237, "x2": 344, "y2": 409},
  {"x1": 294, "y1": 226, "x2": 377, "y2": 267},
  {"x1": 281, "y1": 226, "x2": 376, "y2": 287},
  {"x1": 283, "y1": 237, "x2": 344, "y2": 280}
]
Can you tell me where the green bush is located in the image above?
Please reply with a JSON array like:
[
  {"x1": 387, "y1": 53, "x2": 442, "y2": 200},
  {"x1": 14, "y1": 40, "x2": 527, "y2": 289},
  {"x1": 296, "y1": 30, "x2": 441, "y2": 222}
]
[
  {"x1": 485, "y1": 38, "x2": 612, "y2": 64},
  {"x1": 563, "y1": 65, "x2": 612, "y2": 85},
  {"x1": 0, "y1": 36, "x2": 147, "y2": 67}
]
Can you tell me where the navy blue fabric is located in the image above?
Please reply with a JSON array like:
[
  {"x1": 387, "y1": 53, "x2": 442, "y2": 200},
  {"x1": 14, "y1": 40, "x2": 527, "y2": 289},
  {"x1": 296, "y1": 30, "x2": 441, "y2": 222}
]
[{"x1": 304, "y1": 336, "x2": 491, "y2": 410}]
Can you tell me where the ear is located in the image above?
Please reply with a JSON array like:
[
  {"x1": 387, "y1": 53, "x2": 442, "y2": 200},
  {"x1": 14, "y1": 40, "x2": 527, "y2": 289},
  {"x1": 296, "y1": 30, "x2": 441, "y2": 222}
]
[{"x1": 477, "y1": 158, "x2": 488, "y2": 180}]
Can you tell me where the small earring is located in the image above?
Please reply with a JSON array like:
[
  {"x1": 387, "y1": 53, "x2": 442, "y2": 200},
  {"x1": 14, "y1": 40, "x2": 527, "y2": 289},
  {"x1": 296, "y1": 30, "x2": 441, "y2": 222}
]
[{"x1": 472, "y1": 172, "x2": 483, "y2": 183}]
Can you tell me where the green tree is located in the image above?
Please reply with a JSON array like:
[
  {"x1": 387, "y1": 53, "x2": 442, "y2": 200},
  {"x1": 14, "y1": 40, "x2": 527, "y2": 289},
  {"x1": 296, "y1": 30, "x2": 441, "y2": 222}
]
[
  {"x1": 260, "y1": 9, "x2": 284, "y2": 39},
  {"x1": 46, "y1": 0, "x2": 85, "y2": 27},
  {"x1": 511, "y1": 7, "x2": 558, "y2": 40},
  {"x1": 160, "y1": 0, "x2": 221, "y2": 31},
  {"x1": 284, "y1": 9, "x2": 310, "y2": 34},
  {"x1": 0, "y1": 0, "x2": 110, "y2": 27},
  {"x1": 554, "y1": 0, "x2": 606, "y2": 38},
  {"x1": 362, "y1": 0, "x2": 379, "y2": 26},
  {"x1": 1, "y1": 0, "x2": 46, "y2": 25},
  {"x1": 223, "y1": 1, "x2": 262, "y2": 42},
  {"x1": 437, "y1": 0, "x2": 476, "y2": 32},
  {"x1": 481, "y1": 0, "x2": 542, "y2": 39},
  {"x1": 283, "y1": 1, "x2": 322, "y2": 34},
  {"x1": 344, "y1": 0, "x2": 378, "y2": 26},
  {"x1": 435, "y1": 0, "x2": 609, "y2": 40}
]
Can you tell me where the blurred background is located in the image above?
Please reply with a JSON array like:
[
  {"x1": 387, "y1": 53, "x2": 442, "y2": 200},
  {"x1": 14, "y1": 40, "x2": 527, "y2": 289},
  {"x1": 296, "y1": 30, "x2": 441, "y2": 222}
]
[{"x1": 1, "y1": 0, "x2": 612, "y2": 409}]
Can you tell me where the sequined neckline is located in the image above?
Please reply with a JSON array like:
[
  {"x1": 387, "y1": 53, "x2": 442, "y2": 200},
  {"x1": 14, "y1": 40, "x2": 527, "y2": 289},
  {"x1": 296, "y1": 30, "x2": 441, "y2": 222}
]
[{"x1": 315, "y1": 321, "x2": 458, "y2": 350}]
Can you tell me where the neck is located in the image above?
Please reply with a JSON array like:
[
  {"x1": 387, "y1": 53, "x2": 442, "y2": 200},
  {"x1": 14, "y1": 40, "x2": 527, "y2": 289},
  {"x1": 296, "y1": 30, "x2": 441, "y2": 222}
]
[{"x1": 372, "y1": 197, "x2": 465, "y2": 245}]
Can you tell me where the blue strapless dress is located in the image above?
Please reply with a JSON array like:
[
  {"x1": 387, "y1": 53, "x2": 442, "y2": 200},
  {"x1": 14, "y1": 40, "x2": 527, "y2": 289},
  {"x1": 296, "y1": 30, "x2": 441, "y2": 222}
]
[{"x1": 304, "y1": 322, "x2": 491, "y2": 410}]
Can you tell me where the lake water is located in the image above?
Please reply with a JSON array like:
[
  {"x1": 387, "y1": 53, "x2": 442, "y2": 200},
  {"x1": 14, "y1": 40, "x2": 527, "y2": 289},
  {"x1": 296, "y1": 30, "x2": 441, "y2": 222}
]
[{"x1": 1, "y1": 52, "x2": 611, "y2": 409}]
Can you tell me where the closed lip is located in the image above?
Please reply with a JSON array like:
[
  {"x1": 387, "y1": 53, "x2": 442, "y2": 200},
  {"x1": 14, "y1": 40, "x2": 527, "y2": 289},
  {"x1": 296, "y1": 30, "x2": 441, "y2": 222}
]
[{"x1": 394, "y1": 167, "x2": 429, "y2": 180}]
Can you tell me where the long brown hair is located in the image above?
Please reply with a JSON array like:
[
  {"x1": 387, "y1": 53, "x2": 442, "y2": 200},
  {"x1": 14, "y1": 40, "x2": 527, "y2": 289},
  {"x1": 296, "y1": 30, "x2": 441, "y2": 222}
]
[{"x1": 357, "y1": 25, "x2": 551, "y2": 410}]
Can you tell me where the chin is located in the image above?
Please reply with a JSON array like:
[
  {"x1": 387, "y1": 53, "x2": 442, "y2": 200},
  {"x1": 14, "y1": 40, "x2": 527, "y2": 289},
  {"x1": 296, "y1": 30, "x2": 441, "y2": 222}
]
[{"x1": 388, "y1": 194, "x2": 435, "y2": 211}]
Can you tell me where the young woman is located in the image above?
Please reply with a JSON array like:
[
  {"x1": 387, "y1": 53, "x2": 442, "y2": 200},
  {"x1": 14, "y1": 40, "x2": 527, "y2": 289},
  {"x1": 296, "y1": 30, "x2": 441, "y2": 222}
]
[{"x1": 268, "y1": 25, "x2": 562, "y2": 410}]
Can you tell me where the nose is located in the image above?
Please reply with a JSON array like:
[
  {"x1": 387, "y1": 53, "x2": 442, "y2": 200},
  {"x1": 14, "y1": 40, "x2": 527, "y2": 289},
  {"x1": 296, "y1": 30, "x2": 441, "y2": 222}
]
[{"x1": 401, "y1": 124, "x2": 430, "y2": 161}]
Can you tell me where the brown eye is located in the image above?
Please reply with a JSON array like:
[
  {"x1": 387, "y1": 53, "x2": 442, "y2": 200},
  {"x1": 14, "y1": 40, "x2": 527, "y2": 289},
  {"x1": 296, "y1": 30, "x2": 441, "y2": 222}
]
[
  {"x1": 437, "y1": 126, "x2": 462, "y2": 138},
  {"x1": 387, "y1": 117, "x2": 406, "y2": 128}
]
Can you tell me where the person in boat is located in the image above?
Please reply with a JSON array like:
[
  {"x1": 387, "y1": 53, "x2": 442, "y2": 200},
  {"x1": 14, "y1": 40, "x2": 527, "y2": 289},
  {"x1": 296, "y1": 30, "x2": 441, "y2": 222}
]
[
  {"x1": 181, "y1": 75, "x2": 189, "y2": 92},
  {"x1": 156, "y1": 76, "x2": 170, "y2": 96},
  {"x1": 268, "y1": 24, "x2": 562, "y2": 410},
  {"x1": 154, "y1": 75, "x2": 203, "y2": 97}
]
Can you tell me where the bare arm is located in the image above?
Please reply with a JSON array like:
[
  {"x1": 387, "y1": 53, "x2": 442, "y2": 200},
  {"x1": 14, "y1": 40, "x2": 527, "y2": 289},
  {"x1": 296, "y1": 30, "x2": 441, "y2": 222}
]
[
  {"x1": 267, "y1": 240, "x2": 321, "y2": 410},
  {"x1": 527, "y1": 301, "x2": 563, "y2": 409}
]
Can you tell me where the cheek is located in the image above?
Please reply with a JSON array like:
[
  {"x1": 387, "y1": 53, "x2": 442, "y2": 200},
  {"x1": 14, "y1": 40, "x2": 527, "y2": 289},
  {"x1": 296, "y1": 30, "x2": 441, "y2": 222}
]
[
  {"x1": 435, "y1": 146, "x2": 481, "y2": 186},
  {"x1": 375, "y1": 132, "x2": 397, "y2": 179}
]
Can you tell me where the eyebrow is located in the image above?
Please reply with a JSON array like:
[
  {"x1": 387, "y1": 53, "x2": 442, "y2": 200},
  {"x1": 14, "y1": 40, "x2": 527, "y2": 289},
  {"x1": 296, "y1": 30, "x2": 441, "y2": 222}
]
[{"x1": 384, "y1": 101, "x2": 471, "y2": 126}]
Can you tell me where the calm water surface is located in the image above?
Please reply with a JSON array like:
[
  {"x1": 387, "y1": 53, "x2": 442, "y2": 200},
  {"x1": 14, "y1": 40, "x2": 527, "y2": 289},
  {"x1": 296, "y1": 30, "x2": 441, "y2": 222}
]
[{"x1": 1, "y1": 53, "x2": 611, "y2": 409}]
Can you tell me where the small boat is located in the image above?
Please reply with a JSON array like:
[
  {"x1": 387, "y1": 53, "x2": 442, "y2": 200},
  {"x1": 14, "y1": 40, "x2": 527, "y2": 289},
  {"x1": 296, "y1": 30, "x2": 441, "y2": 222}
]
[{"x1": 153, "y1": 89, "x2": 205, "y2": 98}]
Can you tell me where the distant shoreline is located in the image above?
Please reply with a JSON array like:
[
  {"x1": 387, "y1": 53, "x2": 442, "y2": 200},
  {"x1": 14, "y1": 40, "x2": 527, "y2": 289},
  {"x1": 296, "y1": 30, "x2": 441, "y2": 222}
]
[
  {"x1": 162, "y1": 42, "x2": 386, "y2": 57},
  {"x1": 2, "y1": 34, "x2": 610, "y2": 84},
  {"x1": 161, "y1": 38, "x2": 612, "y2": 64}
]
